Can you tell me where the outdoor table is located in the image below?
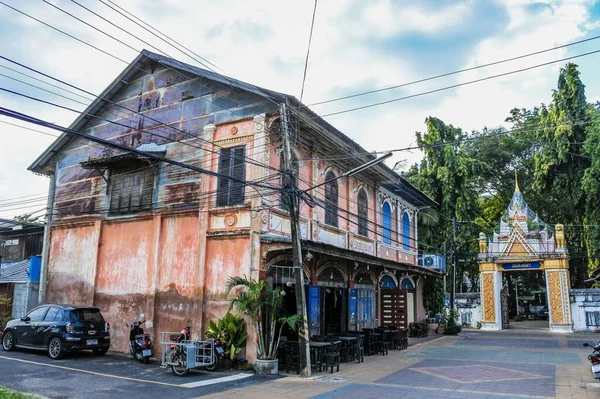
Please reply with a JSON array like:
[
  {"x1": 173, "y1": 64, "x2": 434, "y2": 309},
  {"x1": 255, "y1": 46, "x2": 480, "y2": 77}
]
[
  {"x1": 309, "y1": 341, "x2": 331, "y2": 370},
  {"x1": 409, "y1": 322, "x2": 428, "y2": 338},
  {"x1": 337, "y1": 336, "x2": 357, "y2": 362}
]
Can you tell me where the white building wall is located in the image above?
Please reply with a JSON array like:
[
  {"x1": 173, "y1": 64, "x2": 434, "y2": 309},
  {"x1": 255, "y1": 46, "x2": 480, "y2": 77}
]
[{"x1": 570, "y1": 289, "x2": 600, "y2": 332}]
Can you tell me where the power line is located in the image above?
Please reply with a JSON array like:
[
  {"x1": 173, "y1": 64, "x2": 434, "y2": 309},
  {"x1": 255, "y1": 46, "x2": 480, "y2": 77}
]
[
  {"x1": 316, "y1": 47, "x2": 600, "y2": 118},
  {"x1": 96, "y1": 0, "x2": 216, "y2": 72},
  {"x1": 0, "y1": 120, "x2": 59, "y2": 138},
  {"x1": 306, "y1": 33, "x2": 600, "y2": 108},
  {"x1": 0, "y1": 70, "x2": 280, "y2": 173},
  {"x1": 0, "y1": 1, "x2": 129, "y2": 64},
  {"x1": 0, "y1": 4, "x2": 278, "y2": 171},
  {"x1": 0, "y1": 105, "x2": 281, "y2": 192},
  {"x1": 299, "y1": 0, "x2": 318, "y2": 103}
]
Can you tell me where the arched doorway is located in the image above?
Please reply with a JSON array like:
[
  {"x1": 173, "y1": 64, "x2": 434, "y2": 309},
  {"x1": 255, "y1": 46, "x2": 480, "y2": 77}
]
[
  {"x1": 400, "y1": 277, "x2": 416, "y2": 325},
  {"x1": 379, "y1": 272, "x2": 408, "y2": 328},
  {"x1": 266, "y1": 256, "x2": 310, "y2": 340},
  {"x1": 350, "y1": 269, "x2": 376, "y2": 330},
  {"x1": 317, "y1": 265, "x2": 347, "y2": 335}
]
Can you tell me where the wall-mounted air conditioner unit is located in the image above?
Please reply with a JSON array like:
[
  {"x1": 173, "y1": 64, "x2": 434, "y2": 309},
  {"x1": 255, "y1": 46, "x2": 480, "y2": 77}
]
[{"x1": 418, "y1": 254, "x2": 446, "y2": 272}]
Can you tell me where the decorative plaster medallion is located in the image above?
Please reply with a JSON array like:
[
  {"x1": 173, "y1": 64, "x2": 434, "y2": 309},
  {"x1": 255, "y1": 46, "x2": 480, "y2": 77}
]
[
  {"x1": 261, "y1": 214, "x2": 269, "y2": 224},
  {"x1": 231, "y1": 126, "x2": 238, "y2": 135},
  {"x1": 226, "y1": 215, "x2": 237, "y2": 227}
]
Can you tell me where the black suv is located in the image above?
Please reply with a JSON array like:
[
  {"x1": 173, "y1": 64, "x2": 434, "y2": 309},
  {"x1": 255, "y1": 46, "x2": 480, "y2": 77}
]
[{"x1": 1, "y1": 304, "x2": 110, "y2": 359}]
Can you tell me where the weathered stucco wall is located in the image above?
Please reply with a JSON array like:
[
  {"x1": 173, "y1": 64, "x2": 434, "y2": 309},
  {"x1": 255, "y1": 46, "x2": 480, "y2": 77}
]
[
  {"x1": 94, "y1": 219, "x2": 156, "y2": 352},
  {"x1": 46, "y1": 224, "x2": 100, "y2": 306}
]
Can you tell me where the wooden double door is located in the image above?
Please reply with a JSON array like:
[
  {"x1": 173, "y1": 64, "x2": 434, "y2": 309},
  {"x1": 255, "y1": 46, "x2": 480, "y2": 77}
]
[{"x1": 380, "y1": 288, "x2": 409, "y2": 329}]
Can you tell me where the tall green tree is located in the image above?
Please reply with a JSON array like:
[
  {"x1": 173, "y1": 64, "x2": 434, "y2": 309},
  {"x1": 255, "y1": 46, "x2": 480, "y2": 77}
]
[{"x1": 529, "y1": 63, "x2": 593, "y2": 285}]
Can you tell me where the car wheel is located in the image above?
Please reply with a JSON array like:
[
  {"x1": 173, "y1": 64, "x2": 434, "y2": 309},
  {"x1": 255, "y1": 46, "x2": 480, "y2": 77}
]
[
  {"x1": 92, "y1": 347, "x2": 109, "y2": 355},
  {"x1": 2, "y1": 331, "x2": 15, "y2": 351},
  {"x1": 48, "y1": 337, "x2": 65, "y2": 360}
]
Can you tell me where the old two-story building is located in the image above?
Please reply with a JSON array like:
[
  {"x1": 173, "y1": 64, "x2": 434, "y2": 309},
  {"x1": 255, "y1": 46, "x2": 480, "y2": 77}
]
[{"x1": 28, "y1": 50, "x2": 442, "y2": 357}]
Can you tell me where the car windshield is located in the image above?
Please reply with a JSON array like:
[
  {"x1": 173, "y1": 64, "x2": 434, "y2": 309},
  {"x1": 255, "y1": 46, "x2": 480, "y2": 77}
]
[{"x1": 69, "y1": 309, "x2": 104, "y2": 323}]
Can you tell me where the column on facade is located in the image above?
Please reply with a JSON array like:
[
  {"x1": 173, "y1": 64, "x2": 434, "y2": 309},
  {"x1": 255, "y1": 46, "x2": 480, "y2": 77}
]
[
  {"x1": 479, "y1": 263, "x2": 502, "y2": 330},
  {"x1": 544, "y1": 258, "x2": 573, "y2": 332}
]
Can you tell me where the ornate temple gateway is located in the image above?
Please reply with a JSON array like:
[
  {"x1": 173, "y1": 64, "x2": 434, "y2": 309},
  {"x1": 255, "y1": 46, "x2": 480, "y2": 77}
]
[{"x1": 478, "y1": 175, "x2": 572, "y2": 332}]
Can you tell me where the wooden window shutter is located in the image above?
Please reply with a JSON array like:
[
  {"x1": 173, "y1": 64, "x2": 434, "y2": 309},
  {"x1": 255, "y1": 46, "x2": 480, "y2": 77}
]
[
  {"x1": 216, "y1": 148, "x2": 232, "y2": 206},
  {"x1": 229, "y1": 146, "x2": 246, "y2": 205},
  {"x1": 216, "y1": 146, "x2": 246, "y2": 206}
]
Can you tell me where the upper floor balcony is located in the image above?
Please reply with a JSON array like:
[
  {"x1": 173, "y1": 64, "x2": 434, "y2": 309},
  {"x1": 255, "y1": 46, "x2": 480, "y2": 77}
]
[{"x1": 263, "y1": 207, "x2": 419, "y2": 266}]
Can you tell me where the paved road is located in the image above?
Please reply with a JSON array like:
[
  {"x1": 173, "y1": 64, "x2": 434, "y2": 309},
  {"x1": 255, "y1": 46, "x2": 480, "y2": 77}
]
[
  {"x1": 3, "y1": 330, "x2": 600, "y2": 398},
  {"x1": 0, "y1": 348, "x2": 264, "y2": 398},
  {"x1": 208, "y1": 329, "x2": 600, "y2": 399}
]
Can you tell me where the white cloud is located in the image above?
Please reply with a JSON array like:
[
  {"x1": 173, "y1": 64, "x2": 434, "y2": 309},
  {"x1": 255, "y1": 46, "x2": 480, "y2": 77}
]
[{"x1": 0, "y1": 0, "x2": 598, "y2": 217}]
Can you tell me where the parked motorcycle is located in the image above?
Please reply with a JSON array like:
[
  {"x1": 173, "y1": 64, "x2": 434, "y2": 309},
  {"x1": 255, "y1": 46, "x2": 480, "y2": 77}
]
[
  {"x1": 128, "y1": 314, "x2": 152, "y2": 364},
  {"x1": 583, "y1": 341, "x2": 600, "y2": 379}
]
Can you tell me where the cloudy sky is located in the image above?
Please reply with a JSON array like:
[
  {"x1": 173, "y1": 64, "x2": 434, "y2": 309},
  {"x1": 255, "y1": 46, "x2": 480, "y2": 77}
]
[{"x1": 1, "y1": 0, "x2": 600, "y2": 219}]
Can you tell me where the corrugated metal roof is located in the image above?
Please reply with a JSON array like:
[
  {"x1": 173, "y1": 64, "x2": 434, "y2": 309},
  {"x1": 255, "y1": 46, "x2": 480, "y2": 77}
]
[
  {"x1": 28, "y1": 50, "x2": 437, "y2": 208},
  {"x1": 0, "y1": 258, "x2": 29, "y2": 284}
]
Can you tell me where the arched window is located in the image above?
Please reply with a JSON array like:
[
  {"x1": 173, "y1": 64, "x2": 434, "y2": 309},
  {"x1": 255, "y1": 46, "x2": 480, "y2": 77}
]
[
  {"x1": 380, "y1": 275, "x2": 397, "y2": 288},
  {"x1": 382, "y1": 202, "x2": 392, "y2": 244},
  {"x1": 400, "y1": 278, "x2": 414, "y2": 289},
  {"x1": 280, "y1": 153, "x2": 298, "y2": 212},
  {"x1": 357, "y1": 190, "x2": 368, "y2": 236},
  {"x1": 324, "y1": 171, "x2": 338, "y2": 227},
  {"x1": 402, "y1": 212, "x2": 410, "y2": 249}
]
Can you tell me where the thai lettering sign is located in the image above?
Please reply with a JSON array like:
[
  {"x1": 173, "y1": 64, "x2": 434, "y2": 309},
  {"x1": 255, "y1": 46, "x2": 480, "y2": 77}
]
[{"x1": 501, "y1": 262, "x2": 541, "y2": 270}]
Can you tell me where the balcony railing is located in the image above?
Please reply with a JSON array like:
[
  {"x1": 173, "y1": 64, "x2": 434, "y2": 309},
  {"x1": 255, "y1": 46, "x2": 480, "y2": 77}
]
[{"x1": 264, "y1": 209, "x2": 418, "y2": 266}]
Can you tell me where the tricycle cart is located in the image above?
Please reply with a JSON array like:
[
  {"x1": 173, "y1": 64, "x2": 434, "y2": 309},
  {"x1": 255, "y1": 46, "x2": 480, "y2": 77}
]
[{"x1": 160, "y1": 332, "x2": 217, "y2": 376}]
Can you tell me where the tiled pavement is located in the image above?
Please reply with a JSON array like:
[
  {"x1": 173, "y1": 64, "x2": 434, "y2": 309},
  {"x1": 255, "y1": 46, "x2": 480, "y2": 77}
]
[{"x1": 207, "y1": 330, "x2": 600, "y2": 399}]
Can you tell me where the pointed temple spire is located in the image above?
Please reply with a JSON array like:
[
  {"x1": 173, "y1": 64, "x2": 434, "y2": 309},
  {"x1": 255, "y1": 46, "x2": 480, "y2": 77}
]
[{"x1": 514, "y1": 170, "x2": 520, "y2": 193}]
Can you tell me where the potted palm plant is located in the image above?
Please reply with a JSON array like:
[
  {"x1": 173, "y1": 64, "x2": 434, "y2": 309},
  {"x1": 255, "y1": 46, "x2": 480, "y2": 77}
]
[{"x1": 227, "y1": 276, "x2": 299, "y2": 375}]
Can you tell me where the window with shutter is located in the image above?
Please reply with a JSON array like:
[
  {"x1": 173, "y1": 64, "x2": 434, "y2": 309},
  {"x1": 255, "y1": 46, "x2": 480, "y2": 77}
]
[
  {"x1": 324, "y1": 171, "x2": 338, "y2": 227},
  {"x1": 109, "y1": 160, "x2": 155, "y2": 215},
  {"x1": 357, "y1": 190, "x2": 368, "y2": 236},
  {"x1": 217, "y1": 145, "x2": 246, "y2": 206}
]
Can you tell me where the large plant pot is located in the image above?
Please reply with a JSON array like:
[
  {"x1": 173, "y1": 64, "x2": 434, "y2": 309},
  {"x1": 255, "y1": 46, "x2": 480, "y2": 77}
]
[{"x1": 255, "y1": 359, "x2": 278, "y2": 375}]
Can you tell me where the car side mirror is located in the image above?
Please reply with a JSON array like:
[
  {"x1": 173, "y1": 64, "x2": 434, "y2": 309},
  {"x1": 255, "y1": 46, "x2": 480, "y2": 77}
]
[{"x1": 20, "y1": 316, "x2": 30, "y2": 322}]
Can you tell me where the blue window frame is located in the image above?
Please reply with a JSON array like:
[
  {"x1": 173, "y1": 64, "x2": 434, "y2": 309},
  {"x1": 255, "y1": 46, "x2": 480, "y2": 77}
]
[
  {"x1": 402, "y1": 212, "x2": 410, "y2": 250},
  {"x1": 382, "y1": 202, "x2": 392, "y2": 244},
  {"x1": 400, "y1": 278, "x2": 414, "y2": 289},
  {"x1": 380, "y1": 275, "x2": 397, "y2": 288}
]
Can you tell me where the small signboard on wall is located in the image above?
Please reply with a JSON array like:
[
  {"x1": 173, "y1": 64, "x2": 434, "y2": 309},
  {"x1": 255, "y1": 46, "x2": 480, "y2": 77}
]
[{"x1": 501, "y1": 262, "x2": 541, "y2": 270}]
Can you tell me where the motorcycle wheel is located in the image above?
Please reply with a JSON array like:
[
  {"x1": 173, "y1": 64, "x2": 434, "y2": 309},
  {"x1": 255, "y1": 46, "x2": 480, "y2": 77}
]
[
  {"x1": 171, "y1": 353, "x2": 189, "y2": 377},
  {"x1": 205, "y1": 357, "x2": 218, "y2": 371},
  {"x1": 143, "y1": 356, "x2": 150, "y2": 364}
]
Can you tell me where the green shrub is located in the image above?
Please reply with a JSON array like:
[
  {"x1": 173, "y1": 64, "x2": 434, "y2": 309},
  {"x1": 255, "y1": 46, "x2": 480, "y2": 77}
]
[{"x1": 205, "y1": 312, "x2": 248, "y2": 361}]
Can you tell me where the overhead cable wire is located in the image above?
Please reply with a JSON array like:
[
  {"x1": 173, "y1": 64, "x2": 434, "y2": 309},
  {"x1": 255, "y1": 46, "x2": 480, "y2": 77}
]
[
  {"x1": 0, "y1": 4, "x2": 277, "y2": 170},
  {"x1": 100, "y1": 0, "x2": 224, "y2": 73},
  {"x1": 306, "y1": 34, "x2": 600, "y2": 107},
  {"x1": 299, "y1": 0, "x2": 318, "y2": 103},
  {"x1": 316, "y1": 48, "x2": 600, "y2": 118},
  {"x1": 0, "y1": 105, "x2": 281, "y2": 192}
]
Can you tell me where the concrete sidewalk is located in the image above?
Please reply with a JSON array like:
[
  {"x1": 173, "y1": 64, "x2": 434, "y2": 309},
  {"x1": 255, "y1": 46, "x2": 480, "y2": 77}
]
[{"x1": 205, "y1": 330, "x2": 600, "y2": 399}]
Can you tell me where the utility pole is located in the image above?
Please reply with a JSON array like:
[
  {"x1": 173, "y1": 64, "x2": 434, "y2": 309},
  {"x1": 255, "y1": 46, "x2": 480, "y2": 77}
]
[
  {"x1": 450, "y1": 218, "x2": 457, "y2": 310},
  {"x1": 280, "y1": 102, "x2": 311, "y2": 377}
]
